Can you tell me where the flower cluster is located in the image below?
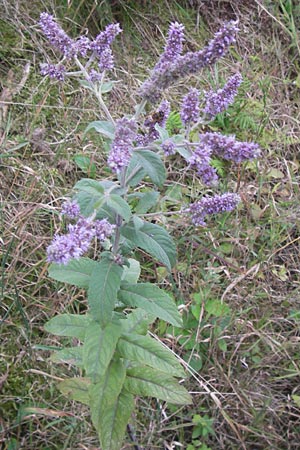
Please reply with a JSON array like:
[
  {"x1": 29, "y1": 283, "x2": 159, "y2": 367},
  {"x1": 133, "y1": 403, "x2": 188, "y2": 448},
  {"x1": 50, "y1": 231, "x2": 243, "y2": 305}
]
[
  {"x1": 137, "y1": 100, "x2": 170, "y2": 145},
  {"x1": 140, "y1": 21, "x2": 239, "y2": 104},
  {"x1": 107, "y1": 118, "x2": 137, "y2": 173},
  {"x1": 162, "y1": 140, "x2": 176, "y2": 156},
  {"x1": 61, "y1": 199, "x2": 81, "y2": 219},
  {"x1": 187, "y1": 193, "x2": 241, "y2": 226},
  {"x1": 39, "y1": 13, "x2": 121, "y2": 81},
  {"x1": 47, "y1": 202, "x2": 115, "y2": 264},
  {"x1": 157, "y1": 22, "x2": 185, "y2": 68},
  {"x1": 199, "y1": 132, "x2": 260, "y2": 163},
  {"x1": 180, "y1": 88, "x2": 200, "y2": 126},
  {"x1": 189, "y1": 144, "x2": 218, "y2": 186},
  {"x1": 203, "y1": 73, "x2": 243, "y2": 119}
]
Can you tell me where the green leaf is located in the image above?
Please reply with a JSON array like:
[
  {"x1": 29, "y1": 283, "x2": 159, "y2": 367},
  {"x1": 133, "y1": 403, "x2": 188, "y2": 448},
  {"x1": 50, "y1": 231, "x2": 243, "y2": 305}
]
[
  {"x1": 100, "y1": 81, "x2": 113, "y2": 94},
  {"x1": 154, "y1": 124, "x2": 169, "y2": 141},
  {"x1": 51, "y1": 346, "x2": 84, "y2": 368},
  {"x1": 74, "y1": 179, "x2": 105, "y2": 216},
  {"x1": 204, "y1": 299, "x2": 231, "y2": 318},
  {"x1": 134, "y1": 149, "x2": 166, "y2": 186},
  {"x1": 117, "y1": 334, "x2": 185, "y2": 377},
  {"x1": 89, "y1": 360, "x2": 133, "y2": 450},
  {"x1": 58, "y1": 377, "x2": 91, "y2": 405},
  {"x1": 88, "y1": 259, "x2": 123, "y2": 325},
  {"x1": 120, "y1": 309, "x2": 155, "y2": 335},
  {"x1": 84, "y1": 120, "x2": 115, "y2": 139},
  {"x1": 45, "y1": 314, "x2": 92, "y2": 340},
  {"x1": 74, "y1": 178, "x2": 105, "y2": 195},
  {"x1": 121, "y1": 258, "x2": 140, "y2": 284},
  {"x1": 73, "y1": 155, "x2": 96, "y2": 178},
  {"x1": 83, "y1": 322, "x2": 121, "y2": 382},
  {"x1": 125, "y1": 366, "x2": 192, "y2": 405},
  {"x1": 105, "y1": 194, "x2": 131, "y2": 222},
  {"x1": 125, "y1": 153, "x2": 145, "y2": 187},
  {"x1": 48, "y1": 257, "x2": 98, "y2": 288},
  {"x1": 121, "y1": 220, "x2": 177, "y2": 270},
  {"x1": 135, "y1": 191, "x2": 159, "y2": 214},
  {"x1": 175, "y1": 145, "x2": 192, "y2": 159},
  {"x1": 119, "y1": 283, "x2": 182, "y2": 327}
]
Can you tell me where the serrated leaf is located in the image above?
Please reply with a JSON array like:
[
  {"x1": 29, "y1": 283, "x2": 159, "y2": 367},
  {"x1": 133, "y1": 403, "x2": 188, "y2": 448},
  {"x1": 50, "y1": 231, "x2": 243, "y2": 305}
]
[
  {"x1": 125, "y1": 366, "x2": 192, "y2": 405},
  {"x1": 51, "y1": 346, "x2": 84, "y2": 367},
  {"x1": 48, "y1": 258, "x2": 98, "y2": 288},
  {"x1": 121, "y1": 309, "x2": 155, "y2": 335},
  {"x1": 83, "y1": 322, "x2": 121, "y2": 382},
  {"x1": 134, "y1": 149, "x2": 166, "y2": 186},
  {"x1": 58, "y1": 377, "x2": 91, "y2": 405},
  {"x1": 117, "y1": 334, "x2": 185, "y2": 377},
  {"x1": 121, "y1": 220, "x2": 177, "y2": 270},
  {"x1": 88, "y1": 259, "x2": 123, "y2": 325},
  {"x1": 119, "y1": 283, "x2": 182, "y2": 327},
  {"x1": 45, "y1": 314, "x2": 92, "y2": 340},
  {"x1": 89, "y1": 360, "x2": 132, "y2": 450},
  {"x1": 135, "y1": 191, "x2": 159, "y2": 214},
  {"x1": 84, "y1": 121, "x2": 115, "y2": 139},
  {"x1": 121, "y1": 258, "x2": 140, "y2": 284},
  {"x1": 74, "y1": 178, "x2": 105, "y2": 195},
  {"x1": 105, "y1": 194, "x2": 131, "y2": 222}
]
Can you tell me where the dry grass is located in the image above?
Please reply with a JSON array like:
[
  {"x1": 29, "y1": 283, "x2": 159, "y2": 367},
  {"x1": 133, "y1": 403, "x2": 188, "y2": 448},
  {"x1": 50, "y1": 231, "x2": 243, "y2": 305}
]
[{"x1": 1, "y1": 0, "x2": 300, "y2": 449}]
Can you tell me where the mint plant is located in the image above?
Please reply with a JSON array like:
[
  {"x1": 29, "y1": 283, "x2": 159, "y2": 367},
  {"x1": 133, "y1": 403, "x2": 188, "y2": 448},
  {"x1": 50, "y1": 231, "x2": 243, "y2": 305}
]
[{"x1": 38, "y1": 13, "x2": 260, "y2": 449}]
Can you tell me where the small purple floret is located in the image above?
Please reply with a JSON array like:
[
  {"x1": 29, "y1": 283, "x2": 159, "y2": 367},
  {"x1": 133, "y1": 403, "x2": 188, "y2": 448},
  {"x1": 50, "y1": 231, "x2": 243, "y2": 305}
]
[
  {"x1": 162, "y1": 140, "x2": 176, "y2": 156},
  {"x1": 61, "y1": 200, "x2": 81, "y2": 219},
  {"x1": 189, "y1": 144, "x2": 218, "y2": 186},
  {"x1": 94, "y1": 219, "x2": 115, "y2": 241},
  {"x1": 40, "y1": 63, "x2": 66, "y2": 81},
  {"x1": 39, "y1": 13, "x2": 75, "y2": 58},
  {"x1": 180, "y1": 88, "x2": 200, "y2": 126},
  {"x1": 187, "y1": 193, "x2": 241, "y2": 226}
]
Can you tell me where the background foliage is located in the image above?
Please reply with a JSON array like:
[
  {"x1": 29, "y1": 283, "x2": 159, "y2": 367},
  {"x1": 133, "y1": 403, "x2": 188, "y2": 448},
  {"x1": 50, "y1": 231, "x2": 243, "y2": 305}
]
[{"x1": 1, "y1": 0, "x2": 300, "y2": 449}]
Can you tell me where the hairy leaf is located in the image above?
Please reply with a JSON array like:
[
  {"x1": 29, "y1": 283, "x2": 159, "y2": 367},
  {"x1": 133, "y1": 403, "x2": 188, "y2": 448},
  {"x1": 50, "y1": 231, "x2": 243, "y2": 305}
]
[
  {"x1": 84, "y1": 120, "x2": 115, "y2": 139},
  {"x1": 121, "y1": 258, "x2": 140, "y2": 284},
  {"x1": 117, "y1": 334, "x2": 185, "y2": 377},
  {"x1": 48, "y1": 257, "x2": 98, "y2": 288},
  {"x1": 125, "y1": 366, "x2": 192, "y2": 405},
  {"x1": 119, "y1": 283, "x2": 182, "y2": 327},
  {"x1": 121, "y1": 220, "x2": 177, "y2": 270},
  {"x1": 135, "y1": 191, "x2": 159, "y2": 214},
  {"x1": 88, "y1": 259, "x2": 123, "y2": 325},
  {"x1": 45, "y1": 314, "x2": 92, "y2": 340},
  {"x1": 121, "y1": 309, "x2": 155, "y2": 335},
  {"x1": 51, "y1": 346, "x2": 84, "y2": 368},
  {"x1": 134, "y1": 149, "x2": 166, "y2": 186},
  {"x1": 83, "y1": 322, "x2": 121, "y2": 382},
  {"x1": 105, "y1": 194, "x2": 131, "y2": 222},
  {"x1": 58, "y1": 377, "x2": 91, "y2": 405}
]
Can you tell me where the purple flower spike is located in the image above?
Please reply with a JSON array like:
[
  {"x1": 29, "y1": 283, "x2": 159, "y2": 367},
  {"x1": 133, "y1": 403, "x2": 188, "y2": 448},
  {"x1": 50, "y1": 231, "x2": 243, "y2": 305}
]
[
  {"x1": 61, "y1": 200, "x2": 81, "y2": 219},
  {"x1": 40, "y1": 63, "x2": 66, "y2": 81},
  {"x1": 98, "y1": 47, "x2": 114, "y2": 72},
  {"x1": 203, "y1": 73, "x2": 242, "y2": 119},
  {"x1": 158, "y1": 22, "x2": 185, "y2": 67},
  {"x1": 187, "y1": 192, "x2": 241, "y2": 226},
  {"x1": 162, "y1": 140, "x2": 176, "y2": 156},
  {"x1": 108, "y1": 118, "x2": 137, "y2": 173},
  {"x1": 47, "y1": 234, "x2": 83, "y2": 265},
  {"x1": 75, "y1": 36, "x2": 91, "y2": 58},
  {"x1": 39, "y1": 13, "x2": 75, "y2": 58},
  {"x1": 199, "y1": 132, "x2": 261, "y2": 163},
  {"x1": 91, "y1": 23, "x2": 122, "y2": 57},
  {"x1": 189, "y1": 144, "x2": 218, "y2": 186},
  {"x1": 180, "y1": 88, "x2": 200, "y2": 126}
]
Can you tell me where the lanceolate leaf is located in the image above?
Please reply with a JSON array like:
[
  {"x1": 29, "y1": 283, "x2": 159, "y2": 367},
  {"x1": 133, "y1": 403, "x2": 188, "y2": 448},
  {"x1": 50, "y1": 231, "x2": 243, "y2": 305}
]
[
  {"x1": 45, "y1": 314, "x2": 92, "y2": 340},
  {"x1": 88, "y1": 259, "x2": 123, "y2": 325},
  {"x1": 89, "y1": 360, "x2": 132, "y2": 450},
  {"x1": 48, "y1": 258, "x2": 98, "y2": 288},
  {"x1": 74, "y1": 178, "x2": 105, "y2": 195},
  {"x1": 135, "y1": 191, "x2": 159, "y2": 214},
  {"x1": 83, "y1": 322, "x2": 121, "y2": 382},
  {"x1": 125, "y1": 366, "x2": 192, "y2": 405},
  {"x1": 84, "y1": 120, "x2": 115, "y2": 139},
  {"x1": 120, "y1": 309, "x2": 155, "y2": 335},
  {"x1": 119, "y1": 283, "x2": 182, "y2": 327},
  {"x1": 105, "y1": 194, "x2": 131, "y2": 222},
  {"x1": 117, "y1": 334, "x2": 185, "y2": 377},
  {"x1": 121, "y1": 220, "x2": 177, "y2": 271},
  {"x1": 121, "y1": 258, "x2": 141, "y2": 284},
  {"x1": 134, "y1": 149, "x2": 166, "y2": 187},
  {"x1": 51, "y1": 346, "x2": 84, "y2": 368},
  {"x1": 58, "y1": 377, "x2": 91, "y2": 405}
]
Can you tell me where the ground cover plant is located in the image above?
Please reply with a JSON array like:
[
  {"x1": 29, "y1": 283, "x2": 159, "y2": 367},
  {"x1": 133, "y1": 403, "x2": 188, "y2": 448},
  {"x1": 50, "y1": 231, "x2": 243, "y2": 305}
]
[{"x1": 1, "y1": 1, "x2": 300, "y2": 449}]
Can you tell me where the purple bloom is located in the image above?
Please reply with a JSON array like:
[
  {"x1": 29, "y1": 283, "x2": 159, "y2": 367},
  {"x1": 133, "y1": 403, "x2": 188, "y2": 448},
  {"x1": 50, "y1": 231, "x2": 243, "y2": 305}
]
[
  {"x1": 140, "y1": 21, "x2": 239, "y2": 104},
  {"x1": 107, "y1": 118, "x2": 137, "y2": 173},
  {"x1": 203, "y1": 73, "x2": 242, "y2": 119},
  {"x1": 189, "y1": 144, "x2": 218, "y2": 186},
  {"x1": 91, "y1": 23, "x2": 121, "y2": 71},
  {"x1": 157, "y1": 22, "x2": 185, "y2": 67},
  {"x1": 97, "y1": 47, "x2": 114, "y2": 72},
  {"x1": 39, "y1": 13, "x2": 76, "y2": 58},
  {"x1": 199, "y1": 132, "x2": 260, "y2": 163},
  {"x1": 187, "y1": 193, "x2": 241, "y2": 226},
  {"x1": 67, "y1": 217, "x2": 96, "y2": 254},
  {"x1": 61, "y1": 200, "x2": 81, "y2": 219},
  {"x1": 75, "y1": 36, "x2": 91, "y2": 58},
  {"x1": 162, "y1": 140, "x2": 176, "y2": 156},
  {"x1": 180, "y1": 88, "x2": 200, "y2": 126},
  {"x1": 88, "y1": 69, "x2": 102, "y2": 82},
  {"x1": 40, "y1": 63, "x2": 66, "y2": 81},
  {"x1": 47, "y1": 234, "x2": 83, "y2": 264},
  {"x1": 94, "y1": 219, "x2": 115, "y2": 241}
]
